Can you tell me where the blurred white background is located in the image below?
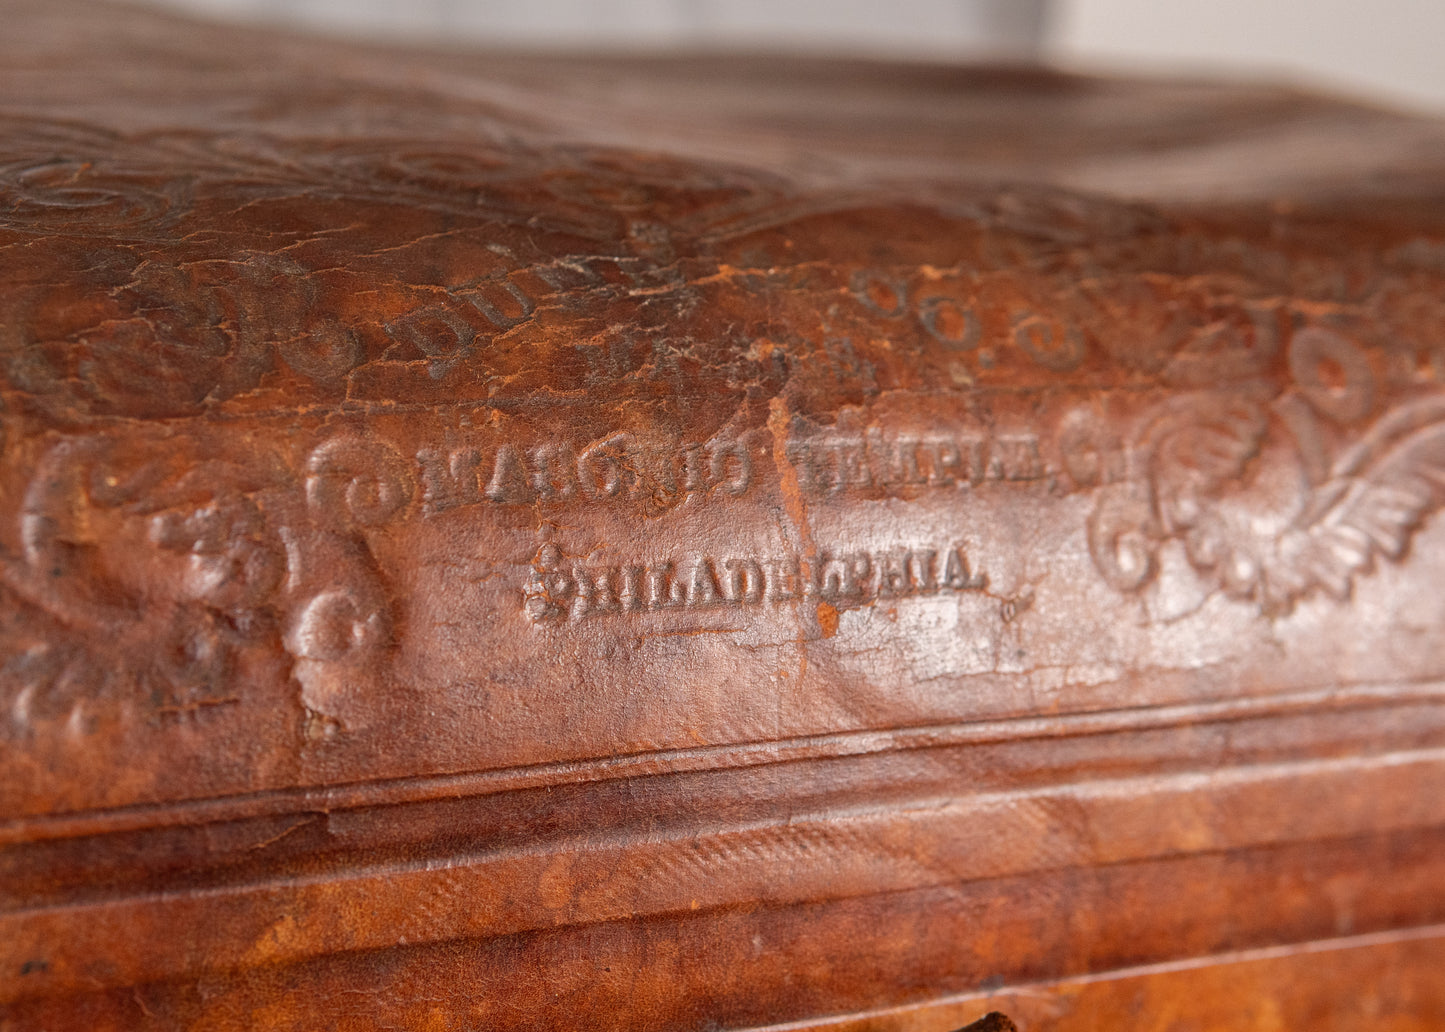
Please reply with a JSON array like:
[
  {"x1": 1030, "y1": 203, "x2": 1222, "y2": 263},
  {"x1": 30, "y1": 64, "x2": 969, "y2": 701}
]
[
  {"x1": 138, "y1": 0, "x2": 1445, "y2": 112},
  {"x1": 1055, "y1": 0, "x2": 1445, "y2": 113}
]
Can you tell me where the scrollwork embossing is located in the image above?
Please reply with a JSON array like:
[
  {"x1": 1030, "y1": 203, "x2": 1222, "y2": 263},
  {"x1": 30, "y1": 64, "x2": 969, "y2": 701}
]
[
  {"x1": 0, "y1": 431, "x2": 414, "y2": 735},
  {"x1": 1078, "y1": 325, "x2": 1445, "y2": 614}
]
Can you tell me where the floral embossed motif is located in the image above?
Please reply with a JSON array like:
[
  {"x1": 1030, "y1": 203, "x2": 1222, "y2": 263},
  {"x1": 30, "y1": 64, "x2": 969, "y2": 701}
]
[
  {"x1": 1079, "y1": 326, "x2": 1445, "y2": 614},
  {"x1": 0, "y1": 432, "x2": 412, "y2": 732}
]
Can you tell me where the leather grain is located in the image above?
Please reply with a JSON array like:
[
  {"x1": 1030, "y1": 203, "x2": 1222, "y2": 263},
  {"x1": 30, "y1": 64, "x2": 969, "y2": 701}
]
[{"x1": 3, "y1": 2, "x2": 1445, "y2": 1028}]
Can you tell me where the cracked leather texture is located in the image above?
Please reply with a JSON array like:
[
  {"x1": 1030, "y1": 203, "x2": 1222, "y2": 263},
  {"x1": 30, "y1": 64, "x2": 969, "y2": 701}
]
[{"x1": 3, "y1": 2, "x2": 1445, "y2": 1029}]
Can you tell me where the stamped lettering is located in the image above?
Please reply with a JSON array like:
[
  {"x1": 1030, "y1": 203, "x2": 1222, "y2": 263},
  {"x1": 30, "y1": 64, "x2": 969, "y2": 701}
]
[
  {"x1": 417, "y1": 433, "x2": 752, "y2": 514},
  {"x1": 523, "y1": 543, "x2": 987, "y2": 623},
  {"x1": 784, "y1": 429, "x2": 1046, "y2": 495}
]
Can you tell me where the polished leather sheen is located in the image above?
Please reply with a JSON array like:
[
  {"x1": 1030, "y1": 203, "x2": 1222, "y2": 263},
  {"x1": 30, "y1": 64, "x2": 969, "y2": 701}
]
[{"x1": 3, "y1": 2, "x2": 1445, "y2": 1029}]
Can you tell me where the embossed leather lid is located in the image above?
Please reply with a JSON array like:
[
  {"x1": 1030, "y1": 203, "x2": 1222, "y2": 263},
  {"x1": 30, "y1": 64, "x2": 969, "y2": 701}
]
[{"x1": 3, "y1": 2, "x2": 1445, "y2": 1028}]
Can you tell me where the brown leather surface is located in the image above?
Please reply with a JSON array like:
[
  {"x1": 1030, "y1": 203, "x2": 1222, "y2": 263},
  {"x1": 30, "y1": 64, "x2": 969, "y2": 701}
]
[{"x1": 4, "y1": 2, "x2": 1445, "y2": 1028}]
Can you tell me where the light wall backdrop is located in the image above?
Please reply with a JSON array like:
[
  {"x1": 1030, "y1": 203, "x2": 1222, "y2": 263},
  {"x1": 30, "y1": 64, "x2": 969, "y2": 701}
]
[
  {"x1": 1053, "y1": 0, "x2": 1445, "y2": 113},
  {"x1": 130, "y1": 0, "x2": 1445, "y2": 112}
]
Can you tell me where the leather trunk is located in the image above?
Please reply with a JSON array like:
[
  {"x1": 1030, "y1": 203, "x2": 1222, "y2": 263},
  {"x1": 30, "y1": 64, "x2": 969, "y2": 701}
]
[{"x1": 3, "y1": 3, "x2": 1445, "y2": 1028}]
